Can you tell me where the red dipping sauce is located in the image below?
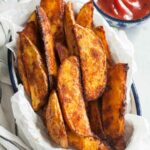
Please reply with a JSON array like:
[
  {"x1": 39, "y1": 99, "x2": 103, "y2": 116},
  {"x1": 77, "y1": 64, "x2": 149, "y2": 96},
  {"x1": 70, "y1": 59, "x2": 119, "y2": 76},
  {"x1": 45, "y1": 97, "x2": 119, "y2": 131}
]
[{"x1": 97, "y1": 0, "x2": 150, "y2": 20}]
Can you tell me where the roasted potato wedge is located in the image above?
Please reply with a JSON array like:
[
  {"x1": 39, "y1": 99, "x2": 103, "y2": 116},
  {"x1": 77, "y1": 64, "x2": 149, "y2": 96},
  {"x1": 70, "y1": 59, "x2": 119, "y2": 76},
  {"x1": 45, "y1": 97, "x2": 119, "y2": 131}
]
[
  {"x1": 88, "y1": 101, "x2": 105, "y2": 140},
  {"x1": 36, "y1": 7, "x2": 57, "y2": 89},
  {"x1": 21, "y1": 22, "x2": 41, "y2": 51},
  {"x1": 102, "y1": 64, "x2": 127, "y2": 150},
  {"x1": 58, "y1": 56, "x2": 92, "y2": 136},
  {"x1": 76, "y1": 1, "x2": 93, "y2": 28},
  {"x1": 55, "y1": 42, "x2": 70, "y2": 63},
  {"x1": 74, "y1": 24, "x2": 107, "y2": 101},
  {"x1": 64, "y1": 2, "x2": 78, "y2": 56},
  {"x1": 46, "y1": 90, "x2": 68, "y2": 148},
  {"x1": 68, "y1": 131, "x2": 109, "y2": 150},
  {"x1": 40, "y1": 0, "x2": 64, "y2": 42},
  {"x1": 22, "y1": 34, "x2": 48, "y2": 111},
  {"x1": 27, "y1": 11, "x2": 37, "y2": 25},
  {"x1": 94, "y1": 26, "x2": 113, "y2": 68},
  {"x1": 17, "y1": 35, "x2": 30, "y2": 96}
]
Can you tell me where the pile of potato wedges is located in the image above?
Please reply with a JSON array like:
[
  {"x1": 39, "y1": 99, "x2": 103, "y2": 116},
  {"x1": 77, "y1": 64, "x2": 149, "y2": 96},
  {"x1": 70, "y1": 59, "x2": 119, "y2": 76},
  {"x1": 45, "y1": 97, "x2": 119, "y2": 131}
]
[{"x1": 17, "y1": 0, "x2": 128, "y2": 150}]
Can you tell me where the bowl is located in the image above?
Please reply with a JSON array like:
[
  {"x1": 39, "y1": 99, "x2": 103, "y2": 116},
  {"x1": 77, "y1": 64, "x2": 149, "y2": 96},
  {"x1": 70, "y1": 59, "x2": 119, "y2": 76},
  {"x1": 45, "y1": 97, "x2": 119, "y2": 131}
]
[{"x1": 93, "y1": 0, "x2": 150, "y2": 28}]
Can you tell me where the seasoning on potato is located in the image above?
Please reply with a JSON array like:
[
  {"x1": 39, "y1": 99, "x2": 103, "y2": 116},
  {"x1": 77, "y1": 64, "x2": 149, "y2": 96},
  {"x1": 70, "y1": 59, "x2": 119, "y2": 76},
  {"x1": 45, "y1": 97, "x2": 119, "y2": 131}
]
[
  {"x1": 74, "y1": 24, "x2": 107, "y2": 101},
  {"x1": 58, "y1": 56, "x2": 92, "y2": 136},
  {"x1": 17, "y1": 0, "x2": 128, "y2": 149},
  {"x1": 64, "y1": 2, "x2": 78, "y2": 56},
  {"x1": 88, "y1": 100, "x2": 106, "y2": 140},
  {"x1": 55, "y1": 42, "x2": 70, "y2": 63},
  {"x1": 40, "y1": 0, "x2": 64, "y2": 42},
  {"x1": 36, "y1": 6, "x2": 58, "y2": 89},
  {"x1": 21, "y1": 34, "x2": 48, "y2": 111},
  {"x1": 17, "y1": 33, "x2": 30, "y2": 96},
  {"x1": 102, "y1": 63, "x2": 127, "y2": 150},
  {"x1": 94, "y1": 26, "x2": 113, "y2": 68},
  {"x1": 46, "y1": 90, "x2": 68, "y2": 148},
  {"x1": 68, "y1": 130, "x2": 109, "y2": 150},
  {"x1": 76, "y1": 1, "x2": 93, "y2": 28}
]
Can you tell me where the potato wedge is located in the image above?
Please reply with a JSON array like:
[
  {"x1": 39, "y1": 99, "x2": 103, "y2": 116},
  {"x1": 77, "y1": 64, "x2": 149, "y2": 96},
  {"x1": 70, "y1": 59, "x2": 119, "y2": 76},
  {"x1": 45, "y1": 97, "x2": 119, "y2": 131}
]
[
  {"x1": 102, "y1": 64, "x2": 127, "y2": 150},
  {"x1": 17, "y1": 35, "x2": 30, "y2": 96},
  {"x1": 76, "y1": 1, "x2": 93, "y2": 28},
  {"x1": 21, "y1": 22, "x2": 41, "y2": 51},
  {"x1": 74, "y1": 24, "x2": 107, "y2": 101},
  {"x1": 68, "y1": 131, "x2": 109, "y2": 150},
  {"x1": 36, "y1": 7, "x2": 57, "y2": 89},
  {"x1": 40, "y1": 0, "x2": 64, "y2": 42},
  {"x1": 58, "y1": 56, "x2": 92, "y2": 136},
  {"x1": 64, "y1": 2, "x2": 78, "y2": 56},
  {"x1": 22, "y1": 34, "x2": 48, "y2": 111},
  {"x1": 88, "y1": 101, "x2": 105, "y2": 140},
  {"x1": 46, "y1": 90, "x2": 68, "y2": 148},
  {"x1": 55, "y1": 42, "x2": 69, "y2": 63},
  {"x1": 27, "y1": 11, "x2": 37, "y2": 25},
  {"x1": 94, "y1": 26, "x2": 113, "y2": 68}
]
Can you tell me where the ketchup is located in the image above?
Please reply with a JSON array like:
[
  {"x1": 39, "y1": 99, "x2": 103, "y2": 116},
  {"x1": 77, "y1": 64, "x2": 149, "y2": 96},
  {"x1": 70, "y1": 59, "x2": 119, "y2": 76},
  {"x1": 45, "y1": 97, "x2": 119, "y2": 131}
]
[{"x1": 97, "y1": 0, "x2": 150, "y2": 20}]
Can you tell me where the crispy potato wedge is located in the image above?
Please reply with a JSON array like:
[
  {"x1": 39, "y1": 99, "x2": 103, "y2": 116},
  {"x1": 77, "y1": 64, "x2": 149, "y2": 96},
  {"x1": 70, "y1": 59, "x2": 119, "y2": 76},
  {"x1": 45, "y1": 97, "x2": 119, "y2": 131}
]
[
  {"x1": 58, "y1": 56, "x2": 92, "y2": 136},
  {"x1": 102, "y1": 63, "x2": 127, "y2": 150},
  {"x1": 22, "y1": 34, "x2": 48, "y2": 111},
  {"x1": 40, "y1": 0, "x2": 64, "y2": 42},
  {"x1": 88, "y1": 101, "x2": 105, "y2": 140},
  {"x1": 55, "y1": 42, "x2": 69, "y2": 63},
  {"x1": 46, "y1": 90, "x2": 68, "y2": 148},
  {"x1": 21, "y1": 22, "x2": 41, "y2": 51},
  {"x1": 27, "y1": 11, "x2": 37, "y2": 25},
  {"x1": 64, "y1": 2, "x2": 78, "y2": 56},
  {"x1": 68, "y1": 131, "x2": 109, "y2": 150},
  {"x1": 21, "y1": 21, "x2": 47, "y2": 71},
  {"x1": 74, "y1": 24, "x2": 107, "y2": 101},
  {"x1": 17, "y1": 35, "x2": 30, "y2": 96},
  {"x1": 76, "y1": 1, "x2": 93, "y2": 28},
  {"x1": 36, "y1": 7, "x2": 57, "y2": 89},
  {"x1": 94, "y1": 26, "x2": 113, "y2": 68}
]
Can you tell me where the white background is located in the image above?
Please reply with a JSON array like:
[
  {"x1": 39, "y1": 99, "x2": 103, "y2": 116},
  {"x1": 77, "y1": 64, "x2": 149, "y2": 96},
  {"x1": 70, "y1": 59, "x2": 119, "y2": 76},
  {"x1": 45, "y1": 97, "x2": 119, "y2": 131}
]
[{"x1": 125, "y1": 19, "x2": 150, "y2": 124}]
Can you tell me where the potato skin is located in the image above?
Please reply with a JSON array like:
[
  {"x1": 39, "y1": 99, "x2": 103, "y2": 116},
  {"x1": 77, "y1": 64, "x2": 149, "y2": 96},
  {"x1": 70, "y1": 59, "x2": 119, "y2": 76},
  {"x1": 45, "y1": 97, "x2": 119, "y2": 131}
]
[
  {"x1": 46, "y1": 90, "x2": 68, "y2": 148},
  {"x1": 68, "y1": 130, "x2": 109, "y2": 150},
  {"x1": 58, "y1": 56, "x2": 92, "y2": 136},
  {"x1": 22, "y1": 34, "x2": 48, "y2": 111},
  {"x1": 102, "y1": 63, "x2": 127, "y2": 150},
  {"x1": 40, "y1": 0, "x2": 64, "y2": 42},
  {"x1": 88, "y1": 101, "x2": 105, "y2": 140},
  {"x1": 17, "y1": 34, "x2": 30, "y2": 96},
  {"x1": 74, "y1": 24, "x2": 107, "y2": 101},
  {"x1": 64, "y1": 2, "x2": 78, "y2": 56},
  {"x1": 76, "y1": 1, "x2": 93, "y2": 28},
  {"x1": 36, "y1": 7, "x2": 57, "y2": 89},
  {"x1": 94, "y1": 26, "x2": 113, "y2": 69}
]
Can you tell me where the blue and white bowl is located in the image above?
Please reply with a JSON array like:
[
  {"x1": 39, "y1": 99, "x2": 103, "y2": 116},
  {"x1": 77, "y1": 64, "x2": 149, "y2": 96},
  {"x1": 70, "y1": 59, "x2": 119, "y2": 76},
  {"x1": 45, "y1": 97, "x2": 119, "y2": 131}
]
[{"x1": 93, "y1": 0, "x2": 150, "y2": 28}]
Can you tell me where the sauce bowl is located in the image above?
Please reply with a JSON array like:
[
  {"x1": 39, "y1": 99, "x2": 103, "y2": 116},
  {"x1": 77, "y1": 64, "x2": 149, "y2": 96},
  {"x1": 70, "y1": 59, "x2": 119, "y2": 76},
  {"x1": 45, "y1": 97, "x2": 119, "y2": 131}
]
[{"x1": 93, "y1": 0, "x2": 150, "y2": 28}]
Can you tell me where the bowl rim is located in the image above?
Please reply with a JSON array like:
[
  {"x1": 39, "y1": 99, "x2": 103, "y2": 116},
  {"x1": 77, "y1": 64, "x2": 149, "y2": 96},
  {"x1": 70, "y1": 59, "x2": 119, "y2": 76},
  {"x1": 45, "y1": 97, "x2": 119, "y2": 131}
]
[{"x1": 93, "y1": 0, "x2": 150, "y2": 24}]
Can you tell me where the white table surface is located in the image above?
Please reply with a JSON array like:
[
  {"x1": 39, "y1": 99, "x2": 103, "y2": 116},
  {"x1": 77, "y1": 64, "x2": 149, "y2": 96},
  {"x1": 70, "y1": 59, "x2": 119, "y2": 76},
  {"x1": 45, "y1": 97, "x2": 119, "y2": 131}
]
[{"x1": 125, "y1": 19, "x2": 150, "y2": 124}]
